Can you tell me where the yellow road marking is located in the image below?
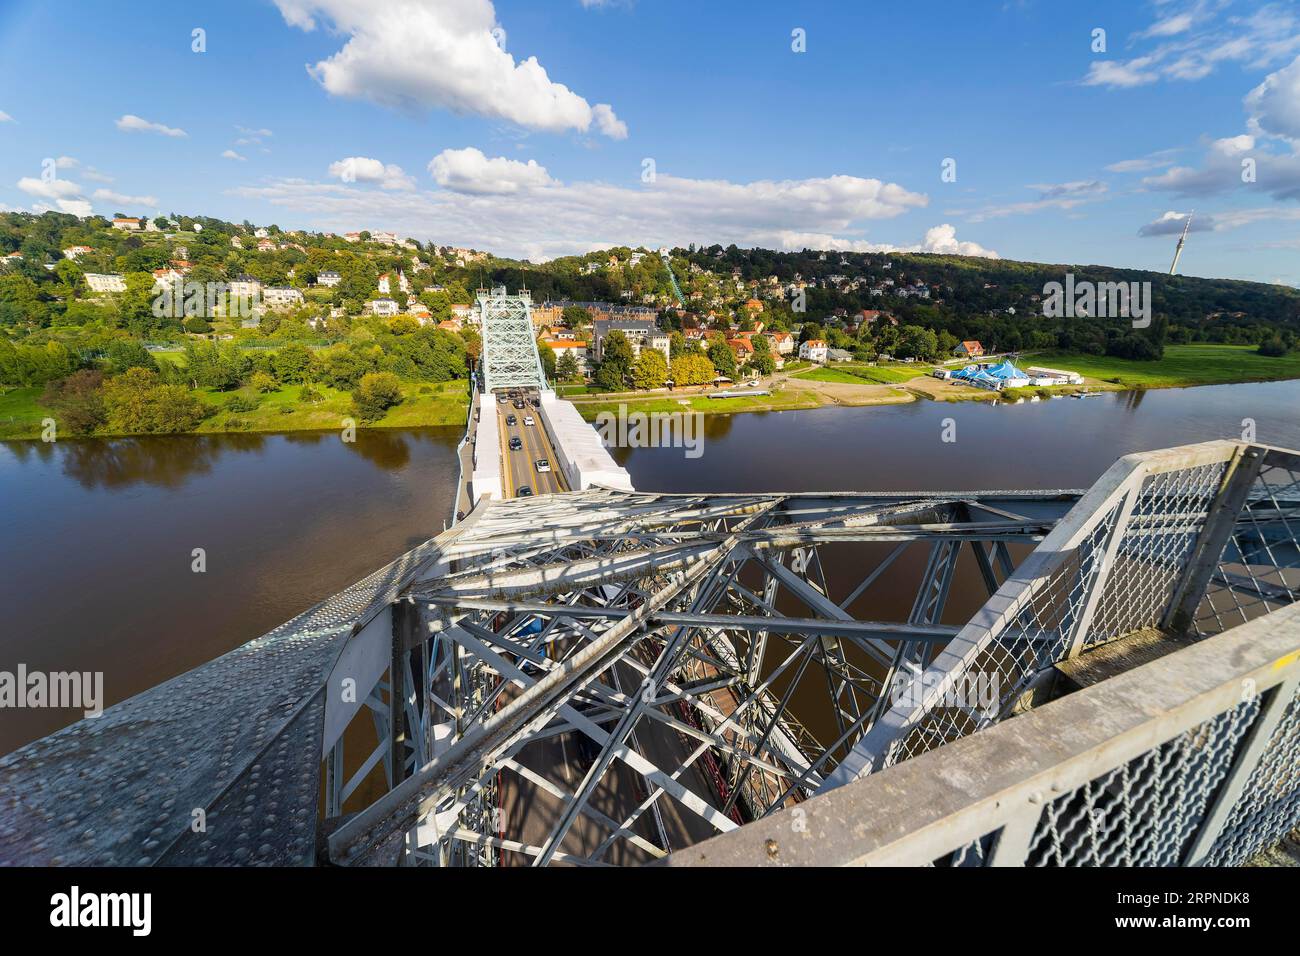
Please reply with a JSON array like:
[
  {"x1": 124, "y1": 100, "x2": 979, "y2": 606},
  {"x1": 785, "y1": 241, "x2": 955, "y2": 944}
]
[{"x1": 497, "y1": 404, "x2": 514, "y2": 499}]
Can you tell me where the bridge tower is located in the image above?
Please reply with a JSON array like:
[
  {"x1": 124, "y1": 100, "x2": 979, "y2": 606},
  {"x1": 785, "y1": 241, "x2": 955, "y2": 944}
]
[{"x1": 477, "y1": 285, "x2": 549, "y2": 394}]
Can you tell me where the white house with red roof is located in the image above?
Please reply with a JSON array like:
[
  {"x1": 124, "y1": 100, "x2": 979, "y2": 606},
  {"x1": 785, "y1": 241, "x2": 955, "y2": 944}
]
[{"x1": 799, "y1": 338, "x2": 828, "y2": 363}]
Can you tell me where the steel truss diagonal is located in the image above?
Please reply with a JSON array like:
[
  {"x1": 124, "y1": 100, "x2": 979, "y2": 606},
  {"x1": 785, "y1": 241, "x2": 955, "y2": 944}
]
[{"x1": 4, "y1": 442, "x2": 1297, "y2": 868}]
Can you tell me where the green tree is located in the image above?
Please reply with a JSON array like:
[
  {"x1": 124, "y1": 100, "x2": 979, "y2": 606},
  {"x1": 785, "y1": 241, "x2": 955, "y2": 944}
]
[
  {"x1": 352, "y1": 370, "x2": 404, "y2": 421},
  {"x1": 631, "y1": 348, "x2": 668, "y2": 390},
  {"x1": 707, "y1": 340, "x2": 737, "y2": 379},
  {"x1": 555, "y1": 350, "x2": 581, "y2": 383},
  {"x1": 102, "y1": 367, "x2": 208, "y2": 433},
  {"x1": 669, "y1": 353, "x2": 715, "y2": 387},
  {"x1": 41, "y1": 369, "x2": 106, "y2": 434},
  {"x1": 594, "y1": 330, "x2": 634, "y2": 390},
  {"x1": 250, "y1": 370, "x2": 277, "y2": 393},
  {"x1": 537, "y1": 338, "x2": 557, "y2": 379},
  {"x1": 272, "y1": 342, "x2": 313, "y2": 383}
]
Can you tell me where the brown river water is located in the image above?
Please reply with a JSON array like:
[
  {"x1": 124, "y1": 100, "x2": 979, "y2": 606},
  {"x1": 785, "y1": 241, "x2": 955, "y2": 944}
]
[{"x1": 2, "y1": 380, "x2": 1298, "y2": 755}]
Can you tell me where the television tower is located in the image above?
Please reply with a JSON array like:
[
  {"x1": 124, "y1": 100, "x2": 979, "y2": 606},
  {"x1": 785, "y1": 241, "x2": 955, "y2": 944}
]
[{"x1": 1169, "y1": 211, "x2": 1193, "y2": 275}]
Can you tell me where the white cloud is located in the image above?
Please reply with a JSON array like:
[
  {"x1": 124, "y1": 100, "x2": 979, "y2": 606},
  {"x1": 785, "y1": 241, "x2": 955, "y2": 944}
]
[
  {"x1": 1083, "y1": 58, "x2": 1160, "y2": 89},
  {"x1": 1106, "y1": 149, "x2": 1182, "y2": 173},
  {"x1": 92, "y1": 188, "x2": 159, "y2": 207},
  {"x1": 328, "y1": 156, "x2": 416, "y2": 190},
  {"x1": 32, "y1": 199, "x2": 94, "y2": 217},
  {"x1": 17, "y1": 176, "x2": 82, "y2": 201},
  {"x1": 116, "y1": 114, "x2": 187, "y2": 137},
  {"x1": 231, "y1": 163, "x2": 936, "y2": 261},
  {"x1": 1137, "y1": 210, "x2": 1213, "y2": 236},
  {"x1": 0, "y1": 110, "x2": 12, "y2": 123},
  {"x1": 966, "y1": 181, "x2": 1108, "y2": 221},
  {"x1": 778, "y1": 224, "x2": 999, "y2": 259},
  {"x1": 272, "y1": 0, "x2": 627, "y2": 137},
  {"x1": 1246, "y1": 54, "x2": 1300, "y2": 142},
  {"x1": 427, "y1": 147, "x2": 554, "y2": 194},
  {"x1": 1082, "y1": 3, "x2": 1300, "y2": 89},
  {"x1": 223, "y1": 149, "x2": 248, "y2": 161}
]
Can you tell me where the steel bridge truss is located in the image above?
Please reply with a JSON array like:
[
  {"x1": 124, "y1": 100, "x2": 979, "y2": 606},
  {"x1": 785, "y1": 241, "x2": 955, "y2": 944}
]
[
  {"x1": 477, "y1": 286, "x2": 547, "y2": 395},
  {"x1": 4, "y1": 441, "x2": 1297, "y2": 868}
]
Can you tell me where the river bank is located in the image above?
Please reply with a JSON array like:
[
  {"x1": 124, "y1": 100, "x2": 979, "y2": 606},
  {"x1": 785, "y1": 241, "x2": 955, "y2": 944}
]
[
  {"x1": 0, "y1": 379, "x2": 470, "y2": 440},
  {"x1": 2, "y1": 344, "x2": 1296, "y2": 439}
]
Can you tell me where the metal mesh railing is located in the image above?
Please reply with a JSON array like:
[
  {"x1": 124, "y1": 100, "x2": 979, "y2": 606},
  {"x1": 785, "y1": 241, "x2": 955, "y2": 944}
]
[
  {"x1": 1085, "y1": 460, "x2": 1227, "y2": 648},
  {"x1": 847, "y1": 443, "x2": 1299, "y2": 779},
  {"x1": 1195, "y1": 452, "x2": 1300, "y2": 637},
  {"x1": 1203, "y1": 684, "x2": 1300, "y2": 866},
  {"x1": 1025, "y1": 696, "x2": 1259, "y2": 866}
]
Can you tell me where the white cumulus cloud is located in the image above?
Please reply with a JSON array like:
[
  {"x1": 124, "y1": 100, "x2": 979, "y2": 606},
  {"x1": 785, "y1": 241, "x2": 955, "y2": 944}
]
[
  {"x1": 17, "y1": 176, "x2": 82, "y2": 201},
  {"x1": 230, "y1": 161, "x2": 939, "y2": 261},
  {"x1": 0, "y1": 110, "x2": 12, "y2": 123},
  {"x1": 222, "y1": 149, "x2": 248, "y2": 161},
  {"x1": 328, "y1": 156, "x2": 416, "y2": 190},
  {"x1": 272, "y1": 0, "x2": 627, "y2": 137},
  {"x1": 427, "y1": 147, "x2": 555, "y2": 194},
  {"x1": 116, "y1": 114, "x2": 187, "y2": 137},
  {"x1": 92, "y1": 188, "x2": 159, "y2": 207},
  {"x1": 1246, "y1": 54, "x2": 1300, "y2": 143}
]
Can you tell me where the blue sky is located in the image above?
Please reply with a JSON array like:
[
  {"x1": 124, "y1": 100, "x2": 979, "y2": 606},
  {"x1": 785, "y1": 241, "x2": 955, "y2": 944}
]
[{"x1": 1, "y1": 0, "x2": 1298, "y2": 284}]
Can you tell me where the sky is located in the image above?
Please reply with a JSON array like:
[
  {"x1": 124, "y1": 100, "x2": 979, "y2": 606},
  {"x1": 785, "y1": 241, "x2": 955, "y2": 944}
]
[{"x1": 1, "y1": 0, "x2": 1299, "y2": 285}]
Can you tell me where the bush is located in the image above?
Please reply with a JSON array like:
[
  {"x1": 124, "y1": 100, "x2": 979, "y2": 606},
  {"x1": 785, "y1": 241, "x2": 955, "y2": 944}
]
[
  {"x1": 226, "y1": 394, "x2": 260, "y2": 413},
  {"x1": 1258, "y1": 337, "x2": 1288, "y2": 357},
  {"x1": 1105, "y1": 334, "x2": 1162, "y2": 361},
  {"x1": 41, "y1": 370, "x2": 107, "y2": 435},
  {"x1": 102, "y1": 367, "x2": 209, "y2": 434},
  {"x1": 299, "y1": 384, "x2": 324, "y2": 404},
  {"x1": 250, "y1": 370, "x2": 277, "y2": 393},
  {"x1": 352, "y1": 371, "x2": 403, "y2": 422}
]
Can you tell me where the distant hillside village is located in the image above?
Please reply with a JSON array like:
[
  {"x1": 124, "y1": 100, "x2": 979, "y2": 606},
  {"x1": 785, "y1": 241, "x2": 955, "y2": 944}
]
[{"x1": 1, "y1": 208, "x2": 1299, "y2": 435}]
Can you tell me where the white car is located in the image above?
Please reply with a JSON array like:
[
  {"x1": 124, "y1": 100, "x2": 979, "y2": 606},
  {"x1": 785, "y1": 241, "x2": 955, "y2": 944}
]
[
  {"x1": 535, "y1": 459, "x2": 551, "y2": 473},
  {"x1": 523, "y1": 416, "x2": 535, "y2": 426}
]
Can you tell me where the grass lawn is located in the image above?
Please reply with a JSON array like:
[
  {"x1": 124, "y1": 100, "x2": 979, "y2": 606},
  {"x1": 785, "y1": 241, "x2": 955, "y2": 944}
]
[
  {"x1": 1036, "y1": 344, "x2": 1300, "y2": 389},
  {"x1": 792, "y1": 367, "x2": 866, "y2": 384},
  {"x1": 575, "y1": 386, "x2": 824, "y2": 419},
  {"x1": 0, "y1": 388, "x2": 48, "y2": 439},
  {"x1": 793, "y1": 364, "x2": 931, "y2": 385},
  {"x1": 197, "y1": 379, "x2": 469, "y2": 433},
  {"x1": 0, "y1": 379, "x2": 470, "y2": 440}
]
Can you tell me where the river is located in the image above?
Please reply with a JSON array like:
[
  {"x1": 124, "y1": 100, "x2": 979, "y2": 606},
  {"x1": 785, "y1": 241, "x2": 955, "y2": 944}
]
[{"x1": 2, "y1": 380, "x2": 1298, "y2": 754}]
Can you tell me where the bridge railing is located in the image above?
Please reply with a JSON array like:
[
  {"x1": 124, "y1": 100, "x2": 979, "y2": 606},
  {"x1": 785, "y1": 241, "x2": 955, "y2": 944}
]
[
  {"x1": 666, "y1": 599, "x2": 1300, "y2": 867},
  {"x1": 822, "y1": 441, "x2": 1300, "y2": 789}
]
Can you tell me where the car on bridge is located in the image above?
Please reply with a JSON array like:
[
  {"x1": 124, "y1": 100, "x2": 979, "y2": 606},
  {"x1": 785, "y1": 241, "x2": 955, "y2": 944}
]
[
  {"x1": 506, "y1": 414, "x2": 517, "y2": 426},
  {"x1": 523, "y1": 416, "x2": 535, "y2": 426},
  {"x1": 516, "y1": 486, "x2": 533, "y2": 497},
  {"x1": 535, "y1": 459, "x2": 550, "y2": 473},
  {"x1": 509, "y1": 437, "x2": 522, "y2": 451}
]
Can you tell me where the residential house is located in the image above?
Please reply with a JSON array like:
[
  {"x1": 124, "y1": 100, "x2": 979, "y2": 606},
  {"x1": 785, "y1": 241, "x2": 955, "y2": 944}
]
[
  {"x1": 368, "y1": 298, "x2": 399, "y2": 317},
  {"x1": 85, "y1": 272, "x2": 128, "y2": 293},
  {"x1": 955, "y1": 340, "x2": 985, "y2": 359},
  {"x1": 378, "y1": 271, "x2": 410, "y2": 295},
  {"x1": 230, "y1": 275, "x2": 263, "y2": 299},
  {"x1": 62, "y1": 245, "x2": 93, "y2": 260},
  {"x1": 799, "y1": 339, "x2": 828, "y2": 363},
  {"x1": 543, "y1": 338, "x2": 590, "y2": 375},
  {"x1": 727, "y1": 338, "x2": 754, "y2": 364},
  {"x1": 257, "y1": 239, "x2": 277, "y2": 252},
  {"x1": 263, "y1": 287, "x2": 305, "y2": 309},
  {"x1": 591, "y1": 318, "x2": 670, "y2": 365},
  {"x1": 111, "y1": 217, "x2": 142, "y2": 231},
  {"x1": 769, "y1": 331, "x2": 795, "y2": 355},
  {"x1": 317, "y1": 271, "x2": 342, "y2": 287}
]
